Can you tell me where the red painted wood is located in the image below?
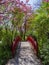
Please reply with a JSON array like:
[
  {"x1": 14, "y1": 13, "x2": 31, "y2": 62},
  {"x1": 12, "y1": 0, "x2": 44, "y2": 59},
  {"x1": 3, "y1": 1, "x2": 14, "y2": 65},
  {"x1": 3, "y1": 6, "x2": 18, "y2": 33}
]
[
  {"x1": 11, "y1": 36, "x2": 38, "y2": 56},
  {"x1": 11, "y1": 36, "x2": 21, "y2": 56},
  {"x1": 26, "y1": 36, "x2": 38, "y2": 55}
]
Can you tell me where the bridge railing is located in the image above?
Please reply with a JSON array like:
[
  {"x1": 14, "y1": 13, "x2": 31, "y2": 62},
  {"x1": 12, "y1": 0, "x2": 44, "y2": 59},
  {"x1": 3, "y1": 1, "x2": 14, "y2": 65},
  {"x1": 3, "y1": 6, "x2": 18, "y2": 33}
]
[
  {"x1": 11, "y1": 35, "x2": 38, "y2": 56},
  {"x1": 11, "y1": 36, "x2": 21, "y2": 56},
  {"x1": 26, "y1": 36, "x2": 38, "y2": 56}
]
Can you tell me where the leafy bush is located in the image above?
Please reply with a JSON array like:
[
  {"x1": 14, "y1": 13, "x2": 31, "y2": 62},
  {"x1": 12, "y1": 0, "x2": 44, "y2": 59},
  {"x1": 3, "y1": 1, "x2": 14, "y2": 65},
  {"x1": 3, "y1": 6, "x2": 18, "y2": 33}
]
[
  {"x1": 25, "y1": 2, "x2": 49, "y2": 65},
  {"x1": 0, "y1": 26, "x2": 18, "y2": 65},
  {"x1": 0, "y1": 45, "x2": 12, "y2": 65},
  {"x1": 30, "y1": 2, "x2": 49, "y2": 65}
]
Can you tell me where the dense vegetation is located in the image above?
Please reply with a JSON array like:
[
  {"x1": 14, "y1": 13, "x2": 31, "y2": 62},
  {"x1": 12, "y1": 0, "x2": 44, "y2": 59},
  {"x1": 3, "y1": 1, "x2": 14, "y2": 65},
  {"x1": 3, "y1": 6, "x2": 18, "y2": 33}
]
[
  {"x1": 27, "y1": 2, "x2": 49, "y2": 65},
  {"x1": 0, "y1": 7, "x2": 24, "y2": 65},
  {"x1": 34, "y1": 2, "x2": 49, "y2": 65},
  {"x1": 0, "y1": 0, "x2": 49, "y2": 65}
]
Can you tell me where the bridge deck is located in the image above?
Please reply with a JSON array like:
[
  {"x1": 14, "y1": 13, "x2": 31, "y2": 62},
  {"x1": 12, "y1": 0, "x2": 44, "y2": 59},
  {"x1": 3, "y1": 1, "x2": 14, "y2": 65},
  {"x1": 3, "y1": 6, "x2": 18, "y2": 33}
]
[
  {"x1": 20, "y1": 42, "x2": 31, "y2": 47},
  {"x1": 6, "y1": 42, "x2": 42, "y2": 65}
]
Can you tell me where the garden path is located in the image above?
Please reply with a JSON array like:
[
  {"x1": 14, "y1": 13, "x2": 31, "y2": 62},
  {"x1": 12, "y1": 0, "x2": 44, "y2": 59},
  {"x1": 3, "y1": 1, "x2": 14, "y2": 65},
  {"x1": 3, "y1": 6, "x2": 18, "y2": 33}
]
[{"x1": 6, "y1": 42, "x2": 42, "y2": 65}]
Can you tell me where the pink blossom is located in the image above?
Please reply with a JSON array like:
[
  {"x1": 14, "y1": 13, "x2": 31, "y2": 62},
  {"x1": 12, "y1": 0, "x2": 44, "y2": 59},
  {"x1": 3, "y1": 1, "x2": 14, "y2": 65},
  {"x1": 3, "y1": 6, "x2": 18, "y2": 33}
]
[
  {"x1": 0, "y1": 16, "x2": 3, "y2": 20},
  {"x1": 0, "y1": 0, "x2": 32, "y2": 24},
  {"x1": 0, "y1": 21, "x2": 3, "y2": 24},
  {"x1": 44, "y1": 0, "x2": 49, "y2": 2},
  {"x1": 26, "y1": 0, "x2": 29, "y2": 3}
]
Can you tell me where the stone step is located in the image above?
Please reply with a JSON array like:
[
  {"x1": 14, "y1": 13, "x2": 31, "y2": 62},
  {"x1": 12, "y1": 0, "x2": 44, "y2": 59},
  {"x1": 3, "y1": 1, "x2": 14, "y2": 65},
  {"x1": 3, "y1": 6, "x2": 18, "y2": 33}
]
[{"x1": 20, "y1": 42, "x2": 31, "y2": 48}]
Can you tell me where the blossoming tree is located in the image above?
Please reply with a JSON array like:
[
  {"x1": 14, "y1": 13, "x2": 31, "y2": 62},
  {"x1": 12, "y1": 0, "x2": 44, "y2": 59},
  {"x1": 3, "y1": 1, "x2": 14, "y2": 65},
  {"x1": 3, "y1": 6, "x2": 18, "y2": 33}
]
[{"x1": 0, "y1": 0, "x2": 32, "y2": 41}]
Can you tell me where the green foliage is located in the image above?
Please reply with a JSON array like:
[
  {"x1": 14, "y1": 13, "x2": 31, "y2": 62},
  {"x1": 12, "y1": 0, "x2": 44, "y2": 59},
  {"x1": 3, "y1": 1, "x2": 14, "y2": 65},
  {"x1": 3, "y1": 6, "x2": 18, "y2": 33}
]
[
  {"x1": 0, "y1": 26, "x2": 18, "y2": 65},
  {"x1": 11, "y1": 7, "x2": 24, "y2": 28},
  {"x1": 0, "y1": 45, "x2": 12, "y2": 65},
  {"x1": 0, "y1": 1, "x2": 49, "y2": 65},
  {"x1": 0, "y1": 7, "x2": 24, "y2": 65},
  {"x1": 29, "y1": 2, "x2": 49, "y2": 65},
  {"x1": 25, "y1": 2, "x2": 49, "y2": 65}
]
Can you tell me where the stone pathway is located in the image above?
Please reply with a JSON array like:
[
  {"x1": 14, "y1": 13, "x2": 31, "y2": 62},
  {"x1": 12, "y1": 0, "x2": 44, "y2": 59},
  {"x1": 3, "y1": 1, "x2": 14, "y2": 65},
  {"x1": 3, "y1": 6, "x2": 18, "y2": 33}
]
[{"x1": 6, "y1": 42, "x2": 42, "y2": 65}]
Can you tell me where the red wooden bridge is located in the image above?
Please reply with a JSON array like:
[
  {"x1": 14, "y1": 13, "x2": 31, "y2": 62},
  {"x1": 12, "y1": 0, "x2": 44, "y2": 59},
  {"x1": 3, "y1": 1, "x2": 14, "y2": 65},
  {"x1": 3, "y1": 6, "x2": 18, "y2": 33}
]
[
  {"x1": 11, "y1": 36, "x2": 38, "y2": 56},
  {"x1": 6, "y1": 36, "x2": 42, "y2": 65}
]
